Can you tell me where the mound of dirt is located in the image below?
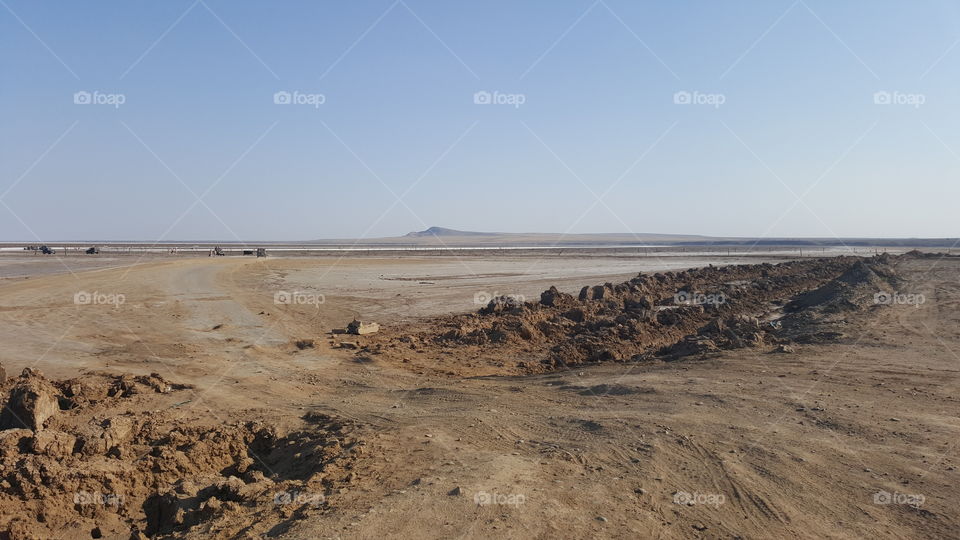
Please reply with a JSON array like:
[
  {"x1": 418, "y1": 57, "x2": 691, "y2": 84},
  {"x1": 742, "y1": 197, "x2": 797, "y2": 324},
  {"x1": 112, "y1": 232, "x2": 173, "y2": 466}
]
[
  {"x1": 0, "y1": 370, "x2": 364, "y2": 539},
  {"x1": 776, "y1": 256, "x2": 902, "y2": 343},
  {"x1": 363, "y1": 255, "x2": 905, "y2": 373},
  {"x1": 784, "y1": 259, "x2": 899, "y2": 314}
]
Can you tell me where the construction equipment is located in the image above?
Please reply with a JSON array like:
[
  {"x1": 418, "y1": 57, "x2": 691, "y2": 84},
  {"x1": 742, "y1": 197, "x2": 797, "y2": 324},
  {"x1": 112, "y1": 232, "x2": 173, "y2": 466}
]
[
  {"x1": 256, "y1": 248, "x2": 267, "y2": 258},
  {"x1": 85, "y1": 247, "x2": 100, "y2": 255},
  {"x1": 39, "y1": 245, "x2": 55, "y2": 255}
]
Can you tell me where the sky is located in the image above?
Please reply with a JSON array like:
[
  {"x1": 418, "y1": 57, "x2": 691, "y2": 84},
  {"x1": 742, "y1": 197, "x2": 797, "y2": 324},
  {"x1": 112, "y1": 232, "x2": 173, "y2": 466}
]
[{"x1": 1, "y1": 0, "x2": 959, "y2": 241}]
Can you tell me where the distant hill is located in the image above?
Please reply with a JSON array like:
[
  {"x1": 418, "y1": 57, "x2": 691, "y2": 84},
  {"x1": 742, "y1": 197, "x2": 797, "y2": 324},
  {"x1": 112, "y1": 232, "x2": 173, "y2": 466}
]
[
  {"x1": 307, "y1": 227, "x2": 719, "y2": 246},
  {"x1": 404, "y1": 227, "x2": 500, "y2": 237}
]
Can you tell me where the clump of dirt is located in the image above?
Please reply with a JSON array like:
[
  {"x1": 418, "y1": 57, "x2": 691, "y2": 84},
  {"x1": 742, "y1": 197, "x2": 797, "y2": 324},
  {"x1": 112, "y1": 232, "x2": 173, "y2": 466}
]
[
  {"x1": 364, "y1": 255, "x2": 907, "y2": 374},
  {"x1": 0, "y1": 369, "x2": 364, "y2": 539},
  {"x1": 294, "y1": 339, "x2": 315, "y2": 350},
  {"x1": 658, "y1": 314, "x2": 767, "y2": 360},
  {"x1": 0, "y1": 368, "x2": 61, "y2": 430}
]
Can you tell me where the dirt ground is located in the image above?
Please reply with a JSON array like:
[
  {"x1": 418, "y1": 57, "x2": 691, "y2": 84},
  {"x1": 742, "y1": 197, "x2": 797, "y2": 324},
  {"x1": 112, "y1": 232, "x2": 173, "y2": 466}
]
[{"x1": 0, "y1": 250, "x2": 956, "y2": 539}]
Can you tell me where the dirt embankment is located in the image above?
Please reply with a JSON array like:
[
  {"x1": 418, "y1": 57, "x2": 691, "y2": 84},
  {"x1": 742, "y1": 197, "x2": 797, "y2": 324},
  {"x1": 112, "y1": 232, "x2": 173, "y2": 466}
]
[
  {"x1": 358, "y1": 254, "x2": 905, "y2": 376},
  {"x1": 0, "y1": 369, "x2": 365, "y2": 540}
]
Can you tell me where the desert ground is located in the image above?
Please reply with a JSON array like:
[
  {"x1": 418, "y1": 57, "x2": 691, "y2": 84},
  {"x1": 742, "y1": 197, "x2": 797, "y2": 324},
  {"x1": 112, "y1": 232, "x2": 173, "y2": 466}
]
[{"x1": 0, "y1": 248, "x2": 956, "y2": 539}]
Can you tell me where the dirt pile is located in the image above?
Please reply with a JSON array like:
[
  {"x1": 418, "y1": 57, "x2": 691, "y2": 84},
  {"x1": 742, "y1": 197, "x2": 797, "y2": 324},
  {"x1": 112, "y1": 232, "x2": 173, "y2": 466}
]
[
  {"x1": 776, "y1": 255, "x2": 903, "y2": 343},
  {"x1": 0, "y1": 369, "x2": 364, "y2": 539},
  {"x1": 365, "y1": 255, "x2": 907, "y2": 373}
]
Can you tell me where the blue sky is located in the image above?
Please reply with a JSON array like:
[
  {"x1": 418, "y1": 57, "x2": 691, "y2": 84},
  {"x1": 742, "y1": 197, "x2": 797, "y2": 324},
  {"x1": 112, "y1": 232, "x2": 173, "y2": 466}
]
[{"x1": 2, "y1": 0, "x2": 959, "y2": 241}]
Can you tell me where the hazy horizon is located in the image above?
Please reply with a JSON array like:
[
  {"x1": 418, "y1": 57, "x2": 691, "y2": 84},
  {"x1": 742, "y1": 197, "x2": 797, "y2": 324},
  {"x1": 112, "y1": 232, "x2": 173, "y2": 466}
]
[
  {"x1": 2, "y1": 224, "x2": 957, "y2": 244},
  {"x1": 3, "y1": 1, "x2": 960, "y2": 241}
]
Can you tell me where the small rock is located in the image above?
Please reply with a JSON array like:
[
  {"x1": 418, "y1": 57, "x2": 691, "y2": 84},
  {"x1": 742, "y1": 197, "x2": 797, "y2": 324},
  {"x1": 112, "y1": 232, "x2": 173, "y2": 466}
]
[
  {"x1": 30, "y1": 430, "x2": 76, "y2": 458},
  {"x1": 448, "y1": 486, "x2": 462, "y2": 496},
  {"x1": 347, "y1": 320, "x2": 380, "y2": 335},
  {"x1": 596, "y1": 516, "x2": 608, "y2": 522}
]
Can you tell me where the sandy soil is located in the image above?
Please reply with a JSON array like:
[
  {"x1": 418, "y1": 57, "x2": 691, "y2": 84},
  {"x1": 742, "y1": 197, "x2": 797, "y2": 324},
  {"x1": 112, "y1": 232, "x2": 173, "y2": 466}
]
[{"x1": 0, "y1": 252, "x2": 956, "y2": 539}]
